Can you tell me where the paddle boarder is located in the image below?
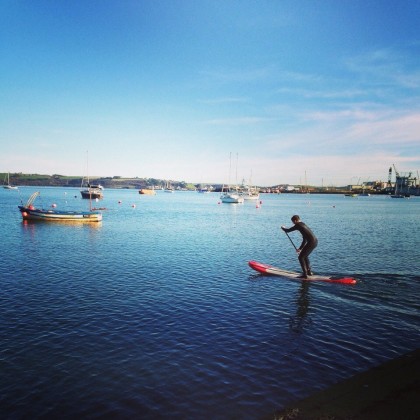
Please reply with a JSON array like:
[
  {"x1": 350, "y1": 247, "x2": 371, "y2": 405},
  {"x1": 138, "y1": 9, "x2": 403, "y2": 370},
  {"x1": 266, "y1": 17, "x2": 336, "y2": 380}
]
[{"x1": 281, "y1": 215, "x2": 318, "y2": 279}]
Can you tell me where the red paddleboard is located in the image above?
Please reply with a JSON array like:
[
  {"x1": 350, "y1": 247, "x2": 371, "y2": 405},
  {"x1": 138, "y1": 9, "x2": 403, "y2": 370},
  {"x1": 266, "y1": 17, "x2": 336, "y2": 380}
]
[{"x1": 248, "y1": 261, "x2": 357, "y2": 285}]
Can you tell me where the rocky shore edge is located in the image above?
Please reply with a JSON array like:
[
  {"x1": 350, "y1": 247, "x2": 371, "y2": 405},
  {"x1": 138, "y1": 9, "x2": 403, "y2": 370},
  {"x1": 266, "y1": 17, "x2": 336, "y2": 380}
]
[{"x1": 273, "y1": 348, "x2": 419, "y2": 419}]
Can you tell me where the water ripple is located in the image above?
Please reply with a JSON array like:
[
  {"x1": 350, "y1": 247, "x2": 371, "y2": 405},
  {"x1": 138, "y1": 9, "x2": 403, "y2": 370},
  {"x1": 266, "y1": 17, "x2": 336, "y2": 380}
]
[{"x1": 0, "y1": 190, "x2": 419, "y2": 418}]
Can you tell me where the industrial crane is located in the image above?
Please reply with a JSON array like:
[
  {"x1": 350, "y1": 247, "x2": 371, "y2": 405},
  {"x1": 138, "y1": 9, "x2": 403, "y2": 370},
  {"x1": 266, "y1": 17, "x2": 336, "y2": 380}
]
[{"x1": 393, "y1": 164, "x2": 400, "y2": 178}]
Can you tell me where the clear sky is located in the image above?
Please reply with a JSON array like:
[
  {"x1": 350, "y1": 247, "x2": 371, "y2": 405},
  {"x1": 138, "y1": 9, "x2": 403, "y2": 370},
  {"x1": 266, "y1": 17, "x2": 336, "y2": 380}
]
[{"x1": 1, "y1": 0, "x2": 419, "y2": 186}]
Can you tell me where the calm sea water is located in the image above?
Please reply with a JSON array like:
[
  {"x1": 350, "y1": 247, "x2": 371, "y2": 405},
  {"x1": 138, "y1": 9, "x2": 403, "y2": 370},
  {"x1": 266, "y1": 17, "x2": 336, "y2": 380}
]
[{"x1": 1, "y1": 187, "x2": 419, "y2": 419}]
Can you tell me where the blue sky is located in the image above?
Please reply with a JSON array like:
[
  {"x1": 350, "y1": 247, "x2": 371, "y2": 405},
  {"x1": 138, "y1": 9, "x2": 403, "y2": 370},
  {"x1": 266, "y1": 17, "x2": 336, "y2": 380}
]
[{"x1": 1, "y1": 0, "x2": 419, "y2": 186}]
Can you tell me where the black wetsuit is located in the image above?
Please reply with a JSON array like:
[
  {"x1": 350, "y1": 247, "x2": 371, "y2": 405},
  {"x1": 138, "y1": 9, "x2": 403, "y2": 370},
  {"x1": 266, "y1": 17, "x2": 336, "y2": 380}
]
[{"x1": 283, "y1": 222, "x2": 318, "y2": 276}]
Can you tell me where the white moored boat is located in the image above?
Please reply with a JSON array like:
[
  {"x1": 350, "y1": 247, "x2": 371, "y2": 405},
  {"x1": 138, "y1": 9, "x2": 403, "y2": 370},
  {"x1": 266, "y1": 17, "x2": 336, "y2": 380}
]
[
  {"x1": 221, "y1": 153, "x2": 244, "y2": 204},
  {"x1": 220, "y1": 188, "x2": 244, "y2": 204},
  {"x1": 240, "y1": 189, "x2": 260, "y2": 201},
  {"x1": 3, "y1": 172, "x2": 18, "y2": 190}
]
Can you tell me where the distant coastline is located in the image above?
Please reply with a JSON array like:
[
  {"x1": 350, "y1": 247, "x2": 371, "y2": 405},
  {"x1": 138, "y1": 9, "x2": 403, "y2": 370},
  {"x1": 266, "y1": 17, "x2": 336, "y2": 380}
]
[{"x1": 2, "y1": 172, "x2": 419, "y2": 196}]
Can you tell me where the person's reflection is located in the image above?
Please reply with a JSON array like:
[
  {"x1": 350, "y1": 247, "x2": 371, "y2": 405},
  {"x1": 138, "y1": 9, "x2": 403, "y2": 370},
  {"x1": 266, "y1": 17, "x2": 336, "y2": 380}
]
[{"x1": 289, "y1": 282, "x2": 312, "y2": 333}]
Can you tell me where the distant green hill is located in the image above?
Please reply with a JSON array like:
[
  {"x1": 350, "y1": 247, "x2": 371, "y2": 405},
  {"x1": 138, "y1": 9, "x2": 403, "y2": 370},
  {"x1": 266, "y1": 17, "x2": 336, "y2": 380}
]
[{"x1": 1, "y1": 173, "x2": 196, "y2": 190}]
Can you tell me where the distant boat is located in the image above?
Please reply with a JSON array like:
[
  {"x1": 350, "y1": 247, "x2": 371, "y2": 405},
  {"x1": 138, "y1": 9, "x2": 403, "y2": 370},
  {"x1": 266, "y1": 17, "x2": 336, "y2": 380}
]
[
  {"x1": 390, "y1": 194, "x2": 410, "y2": 199},
  {"x1": 3, "y1": 172, "x2": 18, "y2": 190},
  {"x1": 239, "y1": 175, "x2": 260, "y2": 201},
  {"x1": 239, "y1": 188, "x2": 259, "y2": 200},
  {"x1": 80, "y1": 152, "x2": 104, "y2": 199},
  {"x1": 359, "y1": 183, "x2": 371, "y2": 196},
  {"x1": 164, "y1": 181, "x2": 175, "y2": 193},
  {"x1": 301, "y1": 170, "x2": 310, "y2": 194},
  {"x1": 18, "y1": 192, "x2": 102, "y2": 223},
  {"x1": 81, "y1": 183, "x2": 104, "y2": 199},
  {"x1": 390, "y1": 176, "x2": 410, "y2": 198},
  {"x1": 197, "y1": 185, "x2": 211, "y2": 193},
  {"x1": 344, "y1": 193, "x2": 358, "y2": 197},
  {"x1": 220, "y1": 153, "x2": 244, "y2": 204},
  {"x1": 139, "y1": 187, "x2": 156, "y2": 195},
  {"x1": 220, "y1": 189, "x2": 244, "y2": 204},
  {"x1": 239, "y1": 184, "x2": 259, "y2": 200}
]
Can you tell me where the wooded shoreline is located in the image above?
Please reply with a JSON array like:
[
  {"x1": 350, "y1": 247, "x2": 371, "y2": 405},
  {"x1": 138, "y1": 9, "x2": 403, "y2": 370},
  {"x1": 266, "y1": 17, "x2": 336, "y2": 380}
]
[{"x1": 3, "y1": 172, "x2": 409, "y2": 195}]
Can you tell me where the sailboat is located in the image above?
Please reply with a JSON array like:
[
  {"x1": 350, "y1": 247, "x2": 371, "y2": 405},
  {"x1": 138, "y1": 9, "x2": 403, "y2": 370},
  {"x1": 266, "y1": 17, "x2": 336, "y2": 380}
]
[
  {"x1": 3, "y1": 172, "x2": 18, "y2": 190},
  {"x1": 390, "y1": 178, "x2": 409, "y2": 198},
  {"x1": 80, "y1": 153, "x2": 104, "y2": 199},
  {"x1": 302, "y1": 170, "x2": 310, "y2": 194},
  {"x1": 220, "y1": 153, "x2": 244, "y2": 204},
  {"x1": 220, "y1": 186, "x2": 244, "y2": 203},
  {"x1": 81, "y1": 183, "x2": 104, "y2": 199},
  {"x1": 197, "y1": 184, "x2": 211, "y2": 193},
  {"x1": 164, "y1": 181, "x2": 175, "y2": 193},
  {"x1": 239, "y1": 173, "x2": 260, "y2": 201},
  {"x1": 359, "y1": 186, "x2": 371, "y2": 196}
]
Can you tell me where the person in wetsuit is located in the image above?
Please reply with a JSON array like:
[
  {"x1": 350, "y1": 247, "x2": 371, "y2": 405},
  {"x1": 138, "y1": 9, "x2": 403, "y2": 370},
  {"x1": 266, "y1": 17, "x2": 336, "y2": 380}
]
[{"x1": 281, "y1": 215, "x2": 318, "y2": 279}]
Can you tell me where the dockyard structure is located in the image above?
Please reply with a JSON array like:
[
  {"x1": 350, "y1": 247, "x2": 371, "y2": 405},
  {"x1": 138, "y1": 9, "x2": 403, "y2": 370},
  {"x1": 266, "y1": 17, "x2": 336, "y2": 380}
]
[{"x1": 386, "y1": 165, "x2": 420, "y2": 196}]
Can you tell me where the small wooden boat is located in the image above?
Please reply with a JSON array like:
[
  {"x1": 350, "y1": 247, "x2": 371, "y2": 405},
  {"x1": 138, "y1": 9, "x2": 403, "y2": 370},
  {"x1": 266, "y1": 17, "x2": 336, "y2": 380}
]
[
  {"x1": 139, "y1": 188, "x2": 156, "y2": 195},
  {"x1": 18, "y1": 192, "x2": 102, "y2": 223}
]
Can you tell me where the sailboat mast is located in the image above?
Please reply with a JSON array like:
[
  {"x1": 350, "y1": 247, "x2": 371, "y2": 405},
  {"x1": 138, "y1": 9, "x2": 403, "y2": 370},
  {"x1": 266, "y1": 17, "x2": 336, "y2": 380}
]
[
  {"x1": 228, "y1": 152, "x2": 232, "y2": 189},
  {"x1": 86, "y1": 150, "x2": 92, "y2": 211},
  {"x1": 236, "y1": 153, "x2": 239, "y2": 188}
]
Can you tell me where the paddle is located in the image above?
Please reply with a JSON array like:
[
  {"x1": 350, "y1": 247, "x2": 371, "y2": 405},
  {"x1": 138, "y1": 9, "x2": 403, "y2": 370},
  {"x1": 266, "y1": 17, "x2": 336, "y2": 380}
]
[{"x1": 282, "y1": 227, "x2": 298, "y2": 252}]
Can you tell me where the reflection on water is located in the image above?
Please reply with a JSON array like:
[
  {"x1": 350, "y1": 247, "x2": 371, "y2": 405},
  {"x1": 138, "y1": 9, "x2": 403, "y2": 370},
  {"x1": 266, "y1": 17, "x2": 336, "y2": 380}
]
[
  {"x1": 21, "y1": 220, "x2": 103, "y2": 228},
  {"x1": 289, "y1": 282, "x2": 312, "y2": 333}
]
